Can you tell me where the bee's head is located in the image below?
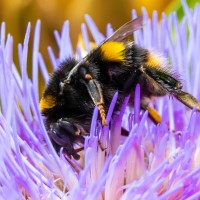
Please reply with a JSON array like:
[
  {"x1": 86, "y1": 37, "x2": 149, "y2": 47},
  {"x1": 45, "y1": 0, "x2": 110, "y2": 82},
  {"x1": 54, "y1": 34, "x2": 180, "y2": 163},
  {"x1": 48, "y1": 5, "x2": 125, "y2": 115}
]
[
  {"x1": 40, "y1": 79, "x2": 72, "y2": 114},
  {"x1": 40, "y1": 59, "x2": 80, "y2": 120}
]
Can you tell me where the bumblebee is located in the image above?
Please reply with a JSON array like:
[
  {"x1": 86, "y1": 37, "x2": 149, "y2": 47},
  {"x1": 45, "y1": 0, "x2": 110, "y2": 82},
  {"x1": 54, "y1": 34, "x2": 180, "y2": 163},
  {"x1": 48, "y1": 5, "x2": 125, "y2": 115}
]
[{"x1": 40, "y1": 17, "x2": 200, "y2": 159}]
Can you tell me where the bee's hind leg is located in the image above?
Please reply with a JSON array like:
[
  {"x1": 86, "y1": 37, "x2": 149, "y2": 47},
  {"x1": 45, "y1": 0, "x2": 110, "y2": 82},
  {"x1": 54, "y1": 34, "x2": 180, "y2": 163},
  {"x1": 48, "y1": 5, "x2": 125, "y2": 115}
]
[
  {"x1": 174, "y1": 90, "x2": 200, "y2": 111},
  {"x1": 140, "y1": 99, "x2": 162, "y2": 124},
  {"x1": 48, "y1": 118, "x2": 85, "y2": 160}
]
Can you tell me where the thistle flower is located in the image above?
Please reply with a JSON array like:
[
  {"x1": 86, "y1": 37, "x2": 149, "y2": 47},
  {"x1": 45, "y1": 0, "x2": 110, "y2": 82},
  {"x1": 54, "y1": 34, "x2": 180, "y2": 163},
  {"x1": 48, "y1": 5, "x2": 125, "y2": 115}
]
[{"x1": 1, "y1": 0, "x2": 200, "y2": 199}]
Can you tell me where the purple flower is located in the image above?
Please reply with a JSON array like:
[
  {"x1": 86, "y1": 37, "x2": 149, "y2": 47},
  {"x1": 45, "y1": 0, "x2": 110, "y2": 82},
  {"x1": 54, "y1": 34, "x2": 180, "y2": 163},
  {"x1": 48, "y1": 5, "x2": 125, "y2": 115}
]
[{"x1": 1, "y1": 0, "x2": 200, "y2": 199}]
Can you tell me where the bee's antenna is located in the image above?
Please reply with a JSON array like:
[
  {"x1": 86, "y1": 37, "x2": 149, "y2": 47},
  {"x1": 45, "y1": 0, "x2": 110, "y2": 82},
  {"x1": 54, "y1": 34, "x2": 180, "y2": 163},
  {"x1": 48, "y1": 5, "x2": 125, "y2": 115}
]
[{"x1": 66, "y1": 63, "x2": 81, "y2": 83}]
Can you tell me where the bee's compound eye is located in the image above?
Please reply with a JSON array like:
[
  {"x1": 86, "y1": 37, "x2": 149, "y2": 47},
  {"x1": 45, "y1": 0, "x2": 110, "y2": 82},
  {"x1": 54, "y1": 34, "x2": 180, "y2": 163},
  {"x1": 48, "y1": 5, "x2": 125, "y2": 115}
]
[{"x1": 78, "y1": 66, "x2": 88, "y2": 78}]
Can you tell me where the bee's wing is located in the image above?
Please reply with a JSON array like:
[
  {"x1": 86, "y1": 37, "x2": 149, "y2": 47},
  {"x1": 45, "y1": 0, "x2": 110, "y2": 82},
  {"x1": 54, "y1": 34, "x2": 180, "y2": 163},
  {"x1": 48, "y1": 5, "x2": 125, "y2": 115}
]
[
  {"x1": 67, "y1": 17, "x2": 143, "y2": 81},
  {"x1": 104, "y1": 17, "x2": 143, "y2": 43}
]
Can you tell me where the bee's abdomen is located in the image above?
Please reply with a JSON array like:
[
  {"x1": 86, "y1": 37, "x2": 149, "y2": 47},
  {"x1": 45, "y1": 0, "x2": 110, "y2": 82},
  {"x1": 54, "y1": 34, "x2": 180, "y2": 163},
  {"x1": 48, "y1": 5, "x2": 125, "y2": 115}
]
[{"x1": 125, "y1": 43, "x2": 149, "y2": 67}]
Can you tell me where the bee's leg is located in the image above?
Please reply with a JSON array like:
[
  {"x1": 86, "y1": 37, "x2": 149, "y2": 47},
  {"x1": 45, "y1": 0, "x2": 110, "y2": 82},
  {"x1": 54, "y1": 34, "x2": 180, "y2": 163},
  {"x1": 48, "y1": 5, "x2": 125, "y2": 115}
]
[
  {"x1": 173, "y1": 91, "x2": 200, "y2": 111},
  {"x1": 142, "y1": 67, "x2": 200, "y2": 111},
  {"x1": 81, "y1": 71, "x2": 106, "y2": 126},
  {"x1": 140, "y1": 99, "x2": 162, "y2": 124},
  {"x1": 48, "y1": 118, "x2": 85, "y2": 160}
]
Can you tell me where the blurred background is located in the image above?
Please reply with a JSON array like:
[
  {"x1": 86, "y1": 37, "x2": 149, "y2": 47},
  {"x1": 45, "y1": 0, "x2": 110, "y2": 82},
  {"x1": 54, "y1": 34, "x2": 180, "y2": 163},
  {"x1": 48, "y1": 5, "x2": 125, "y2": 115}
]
[{"x1": 0, "y1": 0, "x2": 199, "y2": 94}]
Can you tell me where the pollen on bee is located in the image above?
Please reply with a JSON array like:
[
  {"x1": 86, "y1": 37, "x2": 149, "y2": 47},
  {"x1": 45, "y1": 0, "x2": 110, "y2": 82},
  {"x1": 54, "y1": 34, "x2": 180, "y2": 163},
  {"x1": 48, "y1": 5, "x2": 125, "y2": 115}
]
[
  {"x1": 40, "y1": 95, "x2": 56, "y2": 112},
  {"x1": 146, "y1": 52, "x2": 165, "y2": 68},
  {"x1": 100, "y1": 41, "x2": 125, "y2": 62}
]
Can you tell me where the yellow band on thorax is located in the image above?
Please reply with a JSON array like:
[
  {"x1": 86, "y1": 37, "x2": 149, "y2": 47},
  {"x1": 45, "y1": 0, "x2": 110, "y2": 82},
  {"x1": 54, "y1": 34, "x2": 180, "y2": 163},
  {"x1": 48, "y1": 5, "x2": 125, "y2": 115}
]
[{"x1": 100, "y1": 41, "x2": 125, "y2": 62}]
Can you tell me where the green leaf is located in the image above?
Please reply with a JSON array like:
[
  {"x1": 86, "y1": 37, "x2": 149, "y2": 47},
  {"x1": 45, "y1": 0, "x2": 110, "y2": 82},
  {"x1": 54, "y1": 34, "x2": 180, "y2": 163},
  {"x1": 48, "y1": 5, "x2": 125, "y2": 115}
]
[{"x1": 165, "y1": 0, "x2": 200, "y2": 19}]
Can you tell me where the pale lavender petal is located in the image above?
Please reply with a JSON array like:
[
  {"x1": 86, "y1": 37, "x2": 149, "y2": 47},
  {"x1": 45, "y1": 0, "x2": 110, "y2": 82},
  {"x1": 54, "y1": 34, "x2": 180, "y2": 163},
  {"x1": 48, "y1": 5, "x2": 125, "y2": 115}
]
[
  {"x1": 106, "y1": 23, "x2": 113, "y2": 37},
  {"x1": 110, "y1": 96, "x2": 130, "y2": 154},
  {"x1": 75, "y1": 45, "x2": 83, "y2": 60},
  {"x1": 81, "y1": 23, "x2": 90, "y2": 53},
  {"x1": 32, "y1": 20, "x2": 41, "y2": 100},
  {"x1": 54, "y1": 30, "x2": 61, "y2": 49},
  {"x1": 59, "y1": 21, "x2": 73, "y2": 60},
  {"x1": 47, "y1": 46, "x2": 58, "y2": 70},
  {"x1": 106, "y1": 92, "x2": 118, "y2": 124},
  {"x1": 152, "y1": 11, "x2": 158, "y2": 50},
  {"x1": 89, "y1": 106, "x2": 99, "y2": 137},
  {"x1": 38, "y1": 53, "x2": 49, "y2": 84},
  {"x1": 85, "y1": 14, "x2": 105, "y2": 44},
  {"x1": 99, "y1": 92, "x2": 118, "y2": 155}
]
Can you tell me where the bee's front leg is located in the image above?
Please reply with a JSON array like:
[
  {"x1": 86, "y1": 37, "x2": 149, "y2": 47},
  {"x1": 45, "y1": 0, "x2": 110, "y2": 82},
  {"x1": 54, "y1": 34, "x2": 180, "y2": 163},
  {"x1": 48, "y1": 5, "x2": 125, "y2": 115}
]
[{"x1": 48, "y1": 118, "x2": 85, "y2": 160}]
